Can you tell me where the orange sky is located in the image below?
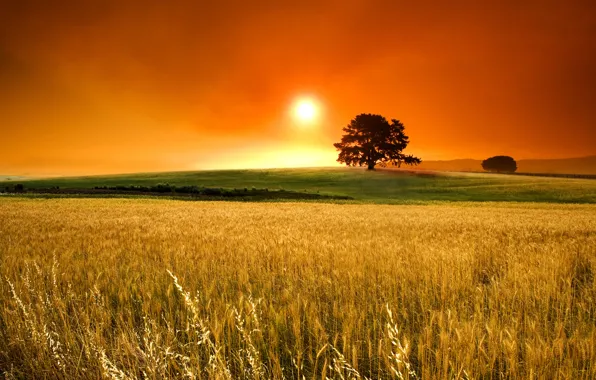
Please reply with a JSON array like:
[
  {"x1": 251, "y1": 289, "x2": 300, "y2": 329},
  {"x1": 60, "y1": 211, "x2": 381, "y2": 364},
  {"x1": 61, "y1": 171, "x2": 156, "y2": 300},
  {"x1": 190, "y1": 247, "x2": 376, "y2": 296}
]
[{"x1": 1, "y1": 0, "x2": 595, "y2": 175}]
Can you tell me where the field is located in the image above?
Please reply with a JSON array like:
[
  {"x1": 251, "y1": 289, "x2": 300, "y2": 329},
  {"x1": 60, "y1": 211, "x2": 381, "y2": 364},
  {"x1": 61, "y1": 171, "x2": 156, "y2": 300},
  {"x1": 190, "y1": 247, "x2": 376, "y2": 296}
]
[
  {"x1": 2, "y1": 167, "x2": 596, "y2": 203},
  {"x1": 1, "y1": 197, "x2": 595, "y2": 379}
]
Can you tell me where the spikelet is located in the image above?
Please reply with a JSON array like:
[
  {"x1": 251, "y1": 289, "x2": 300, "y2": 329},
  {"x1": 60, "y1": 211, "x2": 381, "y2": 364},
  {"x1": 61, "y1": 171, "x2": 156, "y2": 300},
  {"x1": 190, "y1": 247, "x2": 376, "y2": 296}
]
[
  {"x1": 167, "y1": 269, "x2": 232, "y2": 379},
  {"x1": 6, "y1": 277, "x2": 40, "y2": 343},
  {"x1": 233, "y1": 303, "x2": 266, "y2": 379},
  {"x1": 326, "y1": 344, "x2": 368, "y2": 380},
  {"x1": 385, "y1": 304, "x2": 418, "y2": 380}
]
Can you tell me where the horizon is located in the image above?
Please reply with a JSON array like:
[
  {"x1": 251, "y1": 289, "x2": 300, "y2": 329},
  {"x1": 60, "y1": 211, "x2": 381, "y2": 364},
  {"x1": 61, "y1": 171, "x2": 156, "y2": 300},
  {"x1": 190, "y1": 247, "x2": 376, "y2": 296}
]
[{"x1": 3, "y1": 154, "x2": 596, "y2": 178}]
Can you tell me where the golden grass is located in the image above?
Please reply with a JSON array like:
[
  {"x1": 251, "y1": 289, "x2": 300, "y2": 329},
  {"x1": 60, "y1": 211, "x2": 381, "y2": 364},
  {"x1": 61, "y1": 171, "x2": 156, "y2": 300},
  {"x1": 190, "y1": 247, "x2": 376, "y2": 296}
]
[{"x1": 0, "y1": 198, "x2": 595, "y2": 379}]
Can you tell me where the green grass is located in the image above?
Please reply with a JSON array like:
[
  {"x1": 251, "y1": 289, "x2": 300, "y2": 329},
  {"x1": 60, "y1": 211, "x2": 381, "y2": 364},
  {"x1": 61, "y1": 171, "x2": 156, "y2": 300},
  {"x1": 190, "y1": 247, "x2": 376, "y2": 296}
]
[{"x1": 2, "y1": 167, "x2": 595, "y2": 203}]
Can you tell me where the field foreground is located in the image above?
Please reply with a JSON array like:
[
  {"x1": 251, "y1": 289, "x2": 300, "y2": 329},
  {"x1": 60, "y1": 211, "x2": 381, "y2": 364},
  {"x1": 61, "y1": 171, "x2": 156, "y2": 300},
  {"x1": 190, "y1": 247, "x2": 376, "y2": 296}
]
[{"x1": 1, "y1": 199, "x2": 595, "y2": 379}]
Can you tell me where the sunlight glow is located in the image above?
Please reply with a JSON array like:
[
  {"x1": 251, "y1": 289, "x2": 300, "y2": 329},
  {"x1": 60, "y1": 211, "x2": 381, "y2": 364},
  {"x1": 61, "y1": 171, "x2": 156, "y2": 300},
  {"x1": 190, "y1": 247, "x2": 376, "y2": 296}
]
[
  {"x1": 199, "y1": 146, "x2": 339, "y2": 170},
  {"x1": 292, "y1": 98, "x2": 318, "y2": 123}
]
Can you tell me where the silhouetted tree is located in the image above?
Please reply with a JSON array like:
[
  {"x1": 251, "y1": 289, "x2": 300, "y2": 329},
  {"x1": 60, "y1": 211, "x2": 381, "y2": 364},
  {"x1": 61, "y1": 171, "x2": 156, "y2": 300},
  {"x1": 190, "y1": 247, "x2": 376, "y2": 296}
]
[
  {"x1": 334, "y1": 113, "x2": 421, "y2": 170},
  {"x1": 482, "y1": 156, "x2": 517, "y2": 173}
]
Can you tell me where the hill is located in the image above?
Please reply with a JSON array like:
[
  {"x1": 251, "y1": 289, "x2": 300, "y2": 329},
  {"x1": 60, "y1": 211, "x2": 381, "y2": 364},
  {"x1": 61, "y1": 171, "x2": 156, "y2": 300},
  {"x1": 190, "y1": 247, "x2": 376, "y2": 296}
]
[
  {"x1": 416, "y1": 155, "x2": 596, "y2": 175},
  {"x1": 517, "y1": 156, "x2": 596, "y2": 174},
  {"x1": 1, "y1": 167, "x2": 595, "y2": 204}
]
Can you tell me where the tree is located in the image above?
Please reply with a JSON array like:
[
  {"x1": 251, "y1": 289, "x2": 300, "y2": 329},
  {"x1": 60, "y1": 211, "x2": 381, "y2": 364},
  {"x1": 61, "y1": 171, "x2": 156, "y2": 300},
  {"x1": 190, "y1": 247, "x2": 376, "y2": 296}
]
[
  {"x1": 334, "y1": 113, "x2": 421, "y2": 170},
  {"x1": 481, "y1": 156, "x2": 517, "y2": 173}
]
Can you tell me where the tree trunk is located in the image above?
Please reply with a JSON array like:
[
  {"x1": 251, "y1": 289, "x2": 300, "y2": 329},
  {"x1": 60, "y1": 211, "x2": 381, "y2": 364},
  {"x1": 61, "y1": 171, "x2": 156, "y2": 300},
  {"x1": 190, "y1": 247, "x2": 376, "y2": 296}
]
[{"x1": 367, "y1": 162, "x2": 375, "y2": 170}]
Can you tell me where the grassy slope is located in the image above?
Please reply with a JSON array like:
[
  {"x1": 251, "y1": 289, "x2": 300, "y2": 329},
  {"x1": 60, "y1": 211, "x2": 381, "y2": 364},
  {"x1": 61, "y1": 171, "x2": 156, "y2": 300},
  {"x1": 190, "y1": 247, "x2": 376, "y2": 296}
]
[{"x1": 2, "y1": 167, "x2": 595, "y2": 203}]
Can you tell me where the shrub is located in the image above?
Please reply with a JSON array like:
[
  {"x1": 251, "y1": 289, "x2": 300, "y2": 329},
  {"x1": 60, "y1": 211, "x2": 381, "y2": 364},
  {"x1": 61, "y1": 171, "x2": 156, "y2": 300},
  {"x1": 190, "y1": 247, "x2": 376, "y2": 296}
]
[
  {"x1": 482, "y1": 156, "x2": 517, "y2": 173},
  {"x1": 202, "y1": 188, "x2": 222, "y2": 196},
  {"x1": 176, "y1": 186, "x2": 200, "y2": 194},
  {"x1": 151, "y1": 183, "x2": 174, "y2": 193}
]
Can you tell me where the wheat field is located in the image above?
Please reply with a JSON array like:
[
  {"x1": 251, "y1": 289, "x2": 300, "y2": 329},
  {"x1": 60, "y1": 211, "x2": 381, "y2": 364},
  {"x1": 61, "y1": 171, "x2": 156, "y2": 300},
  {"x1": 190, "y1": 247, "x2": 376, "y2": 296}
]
[{"x1": 1, "y1": 198, "x2": 595, "y2": 379}]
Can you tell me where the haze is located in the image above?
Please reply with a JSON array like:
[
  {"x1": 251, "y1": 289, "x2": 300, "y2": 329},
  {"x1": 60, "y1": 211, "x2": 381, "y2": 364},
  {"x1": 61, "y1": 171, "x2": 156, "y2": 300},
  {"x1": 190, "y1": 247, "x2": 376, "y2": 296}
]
[{"x1": 1, "y1": 0, "x2": 595, "y2": 175}]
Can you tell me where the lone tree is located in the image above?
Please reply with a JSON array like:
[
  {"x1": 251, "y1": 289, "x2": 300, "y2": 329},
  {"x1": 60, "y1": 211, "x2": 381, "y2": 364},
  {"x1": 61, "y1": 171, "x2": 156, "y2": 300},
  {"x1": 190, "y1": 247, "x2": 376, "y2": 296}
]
[
  {"x1": 334, "y1": 113, "x2": 421, "y2": 170},
  {"x1": 481, "y1": 156, "x2": 517, "y2": 173}
]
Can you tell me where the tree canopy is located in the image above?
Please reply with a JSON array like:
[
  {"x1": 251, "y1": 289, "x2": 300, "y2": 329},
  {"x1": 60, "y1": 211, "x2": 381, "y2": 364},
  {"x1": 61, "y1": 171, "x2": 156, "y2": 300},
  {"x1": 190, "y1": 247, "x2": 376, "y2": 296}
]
[
  {"x1": 481, "y1": 156, "x2": 517, "y2": 173},
  {"x1": 334, "y1": 113, "x2": 421, "y2": 170}
]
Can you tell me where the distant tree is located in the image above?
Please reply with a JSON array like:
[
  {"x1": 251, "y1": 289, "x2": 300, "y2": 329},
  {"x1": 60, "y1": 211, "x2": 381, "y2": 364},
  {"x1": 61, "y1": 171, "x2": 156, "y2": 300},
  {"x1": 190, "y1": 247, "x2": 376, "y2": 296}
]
[
  {"x1": 334, "y1": 113, "x2": 421, "y2": 170},
  {"x1": 482, "y1": 156, "x2": 517, "y2": 173}
]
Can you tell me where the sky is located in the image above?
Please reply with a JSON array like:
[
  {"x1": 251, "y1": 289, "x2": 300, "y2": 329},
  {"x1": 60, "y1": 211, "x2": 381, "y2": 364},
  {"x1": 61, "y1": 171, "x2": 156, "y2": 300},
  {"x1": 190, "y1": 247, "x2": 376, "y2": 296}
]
[{"x1": 1, "y1": 0, "x2": 595, "y2": 175}]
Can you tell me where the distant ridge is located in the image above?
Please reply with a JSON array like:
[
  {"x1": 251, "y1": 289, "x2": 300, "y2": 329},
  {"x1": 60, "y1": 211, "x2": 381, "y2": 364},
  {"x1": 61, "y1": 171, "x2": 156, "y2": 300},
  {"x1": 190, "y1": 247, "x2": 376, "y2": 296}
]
[{"x1": 415, "y1": 155, "x2": 596, "y2": 175}]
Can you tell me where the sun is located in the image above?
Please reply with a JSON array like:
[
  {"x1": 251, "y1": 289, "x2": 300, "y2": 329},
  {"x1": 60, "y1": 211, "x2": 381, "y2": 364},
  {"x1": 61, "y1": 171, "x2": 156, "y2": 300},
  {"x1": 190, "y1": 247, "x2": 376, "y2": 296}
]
[{"x1": 293, "y1": 98, "x2": 318, "y2": 123}]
